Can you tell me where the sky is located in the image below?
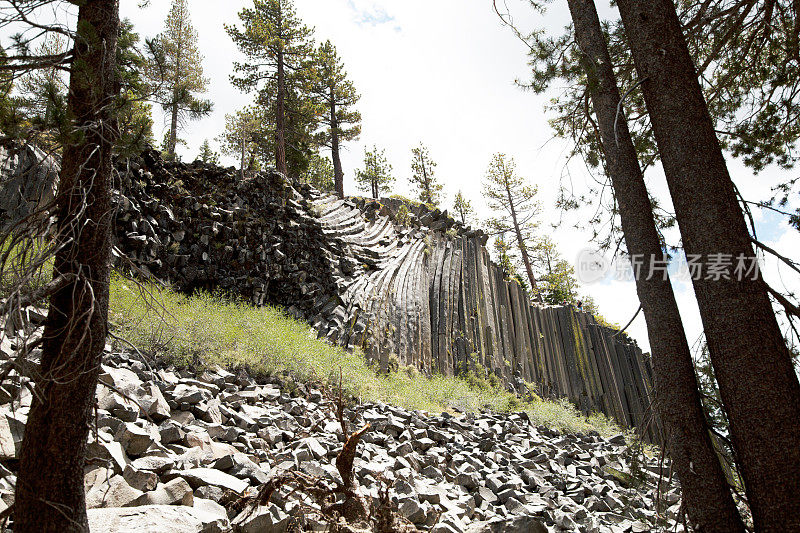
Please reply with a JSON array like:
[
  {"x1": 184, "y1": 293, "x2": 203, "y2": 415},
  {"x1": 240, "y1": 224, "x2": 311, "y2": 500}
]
[{"x1": 110, "y1": 0, "x2": 799, "y2": 354}]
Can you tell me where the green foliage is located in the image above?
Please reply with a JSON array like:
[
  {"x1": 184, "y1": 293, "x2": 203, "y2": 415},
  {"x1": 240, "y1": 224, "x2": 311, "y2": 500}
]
[
  {"x1": 483, "y1": 153, "x2": 541, "y2": 289},
  {"x1": 226, "y1": 0, "x2": 319, "y2": 178},
  {"x1": 493, "y1": 234, "x2": 528, "y2": 289},
  {"x1": 310, "y1": 40, "x2": 361, "y2": 149},
  {"x1": 148, "y1": 0, "x2": 212, "y2": 158},
  {"x1": 410, "y1": 143, "x2": 443, "y2": 207},
  {"x1": 108, "y1": 275, "x2": 622, "y2": 436},
  {"x1": 516, "y1": 0, "x2": 800, "y2": 242},
  {"x1": 356, "y1": 145, "x2": 395, "y2": 199},
  {"x1": 0, "y1": 237, "x2": 54, "y2": 304},
  {"x1": 197, "y1": 139, "x2": 219, "y2": 165},
  {"x1": 300, "y1": 152, "x2": 335, "y2": 191},
  {"x1": 116, "y1": 19, "x2": 155, "y2": 158},
  {"x1": 453, "y1": 191, "x2": 474, "y2": 225},
  {"x1": 10, "y1": 33, "x2": 69, "y2": 151},
  {"x1": 218, "y1": 106, "x2": 265, "y2": 177}
]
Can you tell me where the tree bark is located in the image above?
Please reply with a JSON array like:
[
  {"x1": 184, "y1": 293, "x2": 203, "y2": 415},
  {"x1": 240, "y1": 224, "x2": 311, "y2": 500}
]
[
  {"x1": 330, "y1": 87, "x2": 344, "y2": 198},
  {"x1": 275, "y1": 2, "x2": 288, "y2": 177},
  {"x1": 567, "y1": 0, "x2": 745, "y2": 529},
  {"x1": 14, "y1": 1, "x2": 119, "y2": 532},
  {"x1": 167, "y1": 17, "x2": 183, "y2": 160},
  {"x1": 615, "y1": 0, "x2": 800, "y2": 528},
  {"x1": 168, "y1": 98, "x2": 179, "y2": 159}
]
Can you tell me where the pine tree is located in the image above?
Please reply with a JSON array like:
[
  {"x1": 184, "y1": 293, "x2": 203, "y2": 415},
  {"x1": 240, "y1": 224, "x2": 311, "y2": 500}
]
[
  {"x1": 15, "y1": 33, "x2": 69, "y2": 150},
  {"x1": 218, "y1": 107, "x2": 264, "y2": 179},
  {"x1": 410, "y1": 143, "x2": 443, "y2": 206},
  {"x1": 197, "y1": 139, "x2": 219, "y2": 165},
  {"x1": 311, "y1": 40, "x2": 361, "y2": 198},
  {"x1": 615, "y1": 0, "x2": 800, "y2": 527},
  {"x1": 116, "y1": 19, "x2": 154, "y2": 157},
  {"x1": 483, "y1": 153, "x2": 542, "y2": 300},
  {"x1": 356, "y1": 146, "x2": 394, "y2": 199},
  {"x1": 226, "y1": 0, "x2": 315, "y2": 177},
  {"x1": 150, "y1": 0, "x2": 212, "y2": 160},
  {"x1": 453, "y1": 191, "x2": 474, "y2": 225}
]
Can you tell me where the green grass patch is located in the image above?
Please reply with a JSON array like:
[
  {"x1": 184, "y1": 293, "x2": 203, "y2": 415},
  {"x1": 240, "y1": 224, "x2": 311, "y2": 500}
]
[{"x1": 109, "y1": 274, "x2": 623, "y2": 436}]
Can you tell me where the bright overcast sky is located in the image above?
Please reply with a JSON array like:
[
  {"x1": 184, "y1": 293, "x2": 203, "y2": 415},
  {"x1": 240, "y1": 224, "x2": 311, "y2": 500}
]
[{"x1": 116, "y1": 0, "x2": 800, "y2": 354}]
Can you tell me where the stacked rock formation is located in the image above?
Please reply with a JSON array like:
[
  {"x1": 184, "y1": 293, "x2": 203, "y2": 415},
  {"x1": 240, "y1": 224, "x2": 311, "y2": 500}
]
[
  {"x1": 0, "y1": 148, "x2": 656, "y2": 435},
  {"x1": 108, "y1": 152, "x2": 655, "y2": 436},
  {"x1": 0, "y1": 315, "x2": 684, "y2": 532},
  {"x1": 0, "y1": 141, "x2": 59, "y2": 232}
]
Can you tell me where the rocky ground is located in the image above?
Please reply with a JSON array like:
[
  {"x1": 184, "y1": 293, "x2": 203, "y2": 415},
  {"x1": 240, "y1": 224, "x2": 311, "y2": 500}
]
[{"x1": 0, "y1": 311, "x2": 684, "y2": 533}]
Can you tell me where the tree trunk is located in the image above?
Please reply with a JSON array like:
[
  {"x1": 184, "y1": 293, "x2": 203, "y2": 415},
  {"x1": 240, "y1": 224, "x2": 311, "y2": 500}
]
[
  {"x1": 275, "y1": 4, "x2": 288, "y2": 177},
  {"x1": 422, "y1": 164, "x2": 430, "y2": 204},
  {"x1": 168, "y1": 99, "x2": 179, "y2": 159},
  {"x1": 567, "y1": 0, "x2": 745, "y2": 529},
  {"x1": 14, "y1": 1, "x2": 119, "y2": 532},
  {"x1": 167, "y1": 21, "x2": 183, "y2": 160},
  {"x1": 330, "y1": 87, "x2": 344, "y2": 198},
  {"x1": 615, "y1": 0, "x2": 800, "y2": 528},
  {"x1": 505, "y1": 183, "x2": 542, "y2": 300}
]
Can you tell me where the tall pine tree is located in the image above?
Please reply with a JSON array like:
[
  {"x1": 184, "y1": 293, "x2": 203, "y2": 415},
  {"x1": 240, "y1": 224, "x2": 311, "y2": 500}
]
[
  {"x1": 311, "y1": 40, "x2": 361, "y2": 198},
  {"x1": 226, "y1": 0, "x2": 316, "y2": 177},
  {"x1": 483, "y1": 153, "x2": 542, "y2": 300},
  {"x1": 356, "y1": 146, "x2": 394, "y2": 199},
  {"x1": 410, "y1": 142, "x2": 443, "y2": 206},
  {"x1": 453, "y1": 191, "x2": 474, "y2": 225},
  {"x1": 615, "y1": 0, "x2": 800, "y2": 527},
  {"x1": 149, "y1": 0, "x2": 211, "y2": 160}
]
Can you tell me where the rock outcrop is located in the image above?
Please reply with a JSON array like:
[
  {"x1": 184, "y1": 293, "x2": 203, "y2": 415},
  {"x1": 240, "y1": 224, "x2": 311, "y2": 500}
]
[
  {"x1": 0, "y1": 141, "x2": 59, "y2": 232},
  {"x1": 108, "y1": 152, "x2": 655, "y2": 435}
]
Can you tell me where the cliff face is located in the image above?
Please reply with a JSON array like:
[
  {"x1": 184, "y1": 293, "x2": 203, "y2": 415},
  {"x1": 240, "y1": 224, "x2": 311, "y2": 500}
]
[
  {"x1": 309, "y1": 195, "x2": 655, "y2": 434},
  {"x1": 0, "y1": 150, "x2": 655, "y2": 434}
]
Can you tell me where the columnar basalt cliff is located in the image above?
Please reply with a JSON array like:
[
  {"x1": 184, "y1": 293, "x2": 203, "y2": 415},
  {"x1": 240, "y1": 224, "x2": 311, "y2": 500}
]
[
  {"x1": 103, "y1": 152, "x2": 655, "y2": 434},
  {"x1": 0, "y1": 149, "x2": 655, "y2": 434}
]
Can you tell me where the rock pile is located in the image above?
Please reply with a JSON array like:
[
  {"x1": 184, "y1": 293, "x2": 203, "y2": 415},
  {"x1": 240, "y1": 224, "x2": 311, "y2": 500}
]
[
  {"x1": 0, "y1": 313, "x2": 683, "y2": 532},
  {"x1": 113, "y1": 149, "x2": 341, "y2": 315}
]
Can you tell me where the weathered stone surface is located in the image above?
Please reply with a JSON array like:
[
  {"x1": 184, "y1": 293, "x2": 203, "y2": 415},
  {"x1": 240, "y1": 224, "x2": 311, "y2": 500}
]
[
  {"x1": 178, "y1": 467, "x2": 249, "y2": 494},
  {"x1": 232, "y1": 503, "x2": 291, "y2": 533},
  {"x1": 87, "y1": 504, "x2": 230, "y2": 533},
  {"x1": 85, "y1": 474, "x2": 144, "y2": 509},
  {"x1": 135, "y1": 477, "x2": 193, "y2": 506}
]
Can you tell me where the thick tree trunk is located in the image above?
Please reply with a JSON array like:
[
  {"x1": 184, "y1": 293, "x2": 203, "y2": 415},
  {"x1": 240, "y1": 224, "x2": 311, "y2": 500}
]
[
  {"x1": 567, "y1": 0, "x2": 745, "y2": 529},
  {"x1": 615, "y1": 0, "x2": 800, "y2": 528},
  {"x1": 14, "y1": 2, "x2": 119, "y2": 532},
  {"x1": 330, "y1": 88, "x2": 344, "y2": 198},
  {"x1": 167, "y1": 29, "x2": 182, "y2": 160}
]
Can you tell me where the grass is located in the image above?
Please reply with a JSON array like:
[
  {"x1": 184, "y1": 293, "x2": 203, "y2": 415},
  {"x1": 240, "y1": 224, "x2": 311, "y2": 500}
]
[{"x1": 108, "y1": 274, "x2": 623, "y2": 436}]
